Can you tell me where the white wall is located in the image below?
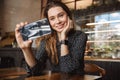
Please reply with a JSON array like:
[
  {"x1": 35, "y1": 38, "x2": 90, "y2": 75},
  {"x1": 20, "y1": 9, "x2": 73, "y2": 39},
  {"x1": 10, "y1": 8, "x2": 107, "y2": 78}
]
[{"x1": 0, "y1": 0, "x2": 41, "y2": 34}]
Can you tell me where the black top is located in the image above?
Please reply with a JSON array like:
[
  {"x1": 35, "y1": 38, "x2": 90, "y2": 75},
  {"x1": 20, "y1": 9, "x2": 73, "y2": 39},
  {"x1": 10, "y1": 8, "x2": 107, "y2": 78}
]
[{"x1": 26, "y1": 30, "x2": 87, "y2": 76}]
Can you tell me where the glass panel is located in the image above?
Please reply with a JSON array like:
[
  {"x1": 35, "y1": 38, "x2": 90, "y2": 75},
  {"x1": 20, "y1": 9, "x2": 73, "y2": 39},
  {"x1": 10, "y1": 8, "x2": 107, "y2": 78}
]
[
  {"x1": 65, "y1": 3, "x2": 75, "y2": 9},
  {"x1": 76, "y1": 0, "x2": 92, "y2": 9},
  {"x1": 84, "y1": 11, "x2": 120, "y2": 59}
]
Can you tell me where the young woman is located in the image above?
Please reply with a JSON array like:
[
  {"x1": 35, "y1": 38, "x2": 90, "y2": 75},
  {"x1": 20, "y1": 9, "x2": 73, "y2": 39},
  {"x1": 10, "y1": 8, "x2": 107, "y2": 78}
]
[{"x1": 15, "y1": 1, "x2": 87, "y2": 76}]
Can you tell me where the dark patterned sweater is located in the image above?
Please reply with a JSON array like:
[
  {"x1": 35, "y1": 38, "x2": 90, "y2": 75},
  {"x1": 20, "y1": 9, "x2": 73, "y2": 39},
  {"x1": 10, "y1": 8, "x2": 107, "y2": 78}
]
[{"x1": 26, "y1": 30, "x2": 87, "y2": 76}]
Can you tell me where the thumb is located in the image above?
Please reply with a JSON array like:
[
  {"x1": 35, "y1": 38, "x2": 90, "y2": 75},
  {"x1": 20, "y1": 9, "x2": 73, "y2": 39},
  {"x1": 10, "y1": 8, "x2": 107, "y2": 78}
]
[{"x1": 28, "y1": 39, "x2": 33, "y2": 43}]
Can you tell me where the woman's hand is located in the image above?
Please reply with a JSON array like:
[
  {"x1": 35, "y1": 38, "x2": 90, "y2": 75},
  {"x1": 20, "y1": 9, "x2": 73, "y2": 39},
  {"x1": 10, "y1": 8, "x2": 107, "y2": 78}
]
[
  {"x1": 60, "y1": 17, "x2": 73, "y2": 40},
  {"x1": 15, "y1": 22, "x2": 33, "y2": 49}
]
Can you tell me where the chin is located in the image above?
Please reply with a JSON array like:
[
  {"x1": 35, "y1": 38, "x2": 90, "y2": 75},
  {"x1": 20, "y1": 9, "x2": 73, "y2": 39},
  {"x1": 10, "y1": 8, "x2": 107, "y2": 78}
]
[{"x1": 57, "y1": 29, "x2": 63, "y2": 33}]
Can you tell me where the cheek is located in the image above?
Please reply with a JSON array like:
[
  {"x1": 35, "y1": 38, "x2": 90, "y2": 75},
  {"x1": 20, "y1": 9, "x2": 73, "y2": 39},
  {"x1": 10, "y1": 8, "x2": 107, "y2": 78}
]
[
  {"x1": 49, "y1": 21, "x2": 55, "y2": 28},
  {"x1": 63, "y1": 16, "x2": 68, "y2": 23}
]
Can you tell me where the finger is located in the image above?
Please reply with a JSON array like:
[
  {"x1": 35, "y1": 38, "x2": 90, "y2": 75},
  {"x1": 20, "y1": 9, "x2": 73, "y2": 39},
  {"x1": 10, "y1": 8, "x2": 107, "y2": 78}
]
[
  {"x1": 15, "y1": 21, "x2": 28, "y2": 33},
  {"x1": 15, "y1": 24, "x2": 21, "y2": 34},
  {"x1": 68, "y1": 17, "x2": 73, "y2": 28},
  {"x1": 16, "y1": 23, "x2": 21, "y2": 29},
  {"x1": 68, "y1": 17, "x2": 73, "y2": 29},
  {"x1": 67, "y1": 18, "x2": 72, "y2": 30},
  {"x1": 15, "y1": 22, "x2": 23, "y2": 32},
  {"x1": 20, "y1": 22, "x2": 25, "y2": 26},
  {"x1": 25, "y1": 39, "x2": 33, "y2": 47},
  {"x1": 25, "y1": 21, "x2": 28, "y2": 25},
  {"x1": 15, "y1": 23, "x2": 24, "y2": 42},
  {"x1": 27, "y1": 39, "x2": 33, "y2": 44},
  {"x1": 64, "y1": 17, "x2": 70, "y2": 30},
  {"x1": 15, "y1": 28, "x2": 24, "y2": 42}
]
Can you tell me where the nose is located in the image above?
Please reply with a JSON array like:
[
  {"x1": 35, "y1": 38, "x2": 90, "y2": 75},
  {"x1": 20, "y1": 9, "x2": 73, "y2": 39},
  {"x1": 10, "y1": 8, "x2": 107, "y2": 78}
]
[{"x1": 55, "y1": 18, "x2": 61, "y2": 24}]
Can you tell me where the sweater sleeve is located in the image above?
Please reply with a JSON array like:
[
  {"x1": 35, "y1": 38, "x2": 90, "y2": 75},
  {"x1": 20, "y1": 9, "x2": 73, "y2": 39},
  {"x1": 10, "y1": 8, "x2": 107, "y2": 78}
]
[
  {"x1": 60, "y1": 31, "x2": 87, "y2": 73},
  {"x1": 25, "y1": 40, "x2": 48, "y2": 76}
]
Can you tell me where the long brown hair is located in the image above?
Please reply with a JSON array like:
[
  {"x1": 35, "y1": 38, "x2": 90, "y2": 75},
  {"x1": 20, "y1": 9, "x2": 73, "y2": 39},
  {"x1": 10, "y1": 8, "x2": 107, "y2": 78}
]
[{"x1": 36, "y1": 1, "x2": 74, "y2": 64}]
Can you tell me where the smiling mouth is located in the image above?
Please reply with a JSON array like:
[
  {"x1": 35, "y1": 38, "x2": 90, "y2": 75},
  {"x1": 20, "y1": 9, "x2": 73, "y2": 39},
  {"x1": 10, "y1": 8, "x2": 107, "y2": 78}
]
[
  {"x1": 57, "y1": 24, "x2": 64, "y2": 29},
  {"x1": 57, "y1": 26, "x2": 64, "y2": 29}
]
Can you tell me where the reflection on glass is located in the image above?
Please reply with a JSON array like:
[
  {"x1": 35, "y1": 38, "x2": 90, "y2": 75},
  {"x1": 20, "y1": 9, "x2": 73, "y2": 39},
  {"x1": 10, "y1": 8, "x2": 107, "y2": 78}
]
[
  {"x1": 84, "y1": 11, "x2": 120, "y2": 58},
  {"x1": 76, "y1": 0, "x2": 92, "y2": 9},
  {"x1": 65, "y1": 3, "x2": 74, "y2": 9}
]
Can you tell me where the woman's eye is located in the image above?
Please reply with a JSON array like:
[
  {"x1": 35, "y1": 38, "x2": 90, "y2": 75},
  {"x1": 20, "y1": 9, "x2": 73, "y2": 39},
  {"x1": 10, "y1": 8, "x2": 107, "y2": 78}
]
[
  {"x1": 50, "y1": 17, "x2": 55, "y2": 21},
  {"x1": 58, "y1": 13, "x2": 64, "y2": 17},
  {"x1": 59, "y1": 14, "x2": 64, "y2": 17}
]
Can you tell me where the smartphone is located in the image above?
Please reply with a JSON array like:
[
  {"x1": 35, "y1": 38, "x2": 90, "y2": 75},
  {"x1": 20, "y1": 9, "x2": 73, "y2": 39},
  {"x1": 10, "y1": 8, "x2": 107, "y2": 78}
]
[{"x1": 19, "y1": 18, "x2": 51, "y2": 41}]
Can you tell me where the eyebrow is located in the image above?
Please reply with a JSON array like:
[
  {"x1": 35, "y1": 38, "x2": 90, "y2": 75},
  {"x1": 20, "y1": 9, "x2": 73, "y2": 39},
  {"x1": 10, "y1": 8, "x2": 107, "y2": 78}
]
[{"x1": 48, "y1": 11, "x2": 65, "y2": 19}]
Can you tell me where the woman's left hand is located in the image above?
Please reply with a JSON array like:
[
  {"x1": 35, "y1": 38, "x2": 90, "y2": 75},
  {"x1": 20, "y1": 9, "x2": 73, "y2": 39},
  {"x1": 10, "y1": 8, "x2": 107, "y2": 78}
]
[{"x1": 60, "y1": 17, "x2": 73, "y2": 40}]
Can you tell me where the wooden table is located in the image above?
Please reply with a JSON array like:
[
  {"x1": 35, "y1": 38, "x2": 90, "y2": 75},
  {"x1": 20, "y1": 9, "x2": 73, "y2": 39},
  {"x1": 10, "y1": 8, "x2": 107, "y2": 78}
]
[
  {"x1": 0, "y1": 67, "x2": 27, "y2": 80},
  {"x1": 25, "y1": 72, "x2": 102, "y2": 80},
  {"x1": 0, "y1": 67, "x2": 102, "y2": 80}
]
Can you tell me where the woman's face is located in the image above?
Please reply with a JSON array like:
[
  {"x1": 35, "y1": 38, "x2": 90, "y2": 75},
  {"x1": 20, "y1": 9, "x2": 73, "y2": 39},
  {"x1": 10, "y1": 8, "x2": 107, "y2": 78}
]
[{"x1": 48, "y1": 6, "x2": 68, "y2": 33}]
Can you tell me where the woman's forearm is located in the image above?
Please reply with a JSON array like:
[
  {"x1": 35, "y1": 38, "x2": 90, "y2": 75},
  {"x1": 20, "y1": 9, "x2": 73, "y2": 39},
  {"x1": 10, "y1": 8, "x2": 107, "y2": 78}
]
[
  {"x1": 61, "y1": 44, "x2": 69, "y2": 56},
  {"x1": 22, "y1": 48, "x2": 37, "y2": 68}
]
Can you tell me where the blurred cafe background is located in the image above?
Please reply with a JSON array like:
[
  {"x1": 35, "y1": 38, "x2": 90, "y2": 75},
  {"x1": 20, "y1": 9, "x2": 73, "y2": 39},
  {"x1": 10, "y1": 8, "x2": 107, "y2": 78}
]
[{"x1": 0, "y1": 0, "x2": 120, "y2": 80}]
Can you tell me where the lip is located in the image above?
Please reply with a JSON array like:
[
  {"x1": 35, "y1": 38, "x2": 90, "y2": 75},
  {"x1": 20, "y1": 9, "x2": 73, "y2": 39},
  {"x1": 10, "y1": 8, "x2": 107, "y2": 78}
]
[
  {"x1": 56, "y1": 23, "x2": 65, "y2": 28},
  {"x1": 56, "y1": 24, "x2": 64, "y2": 29}
]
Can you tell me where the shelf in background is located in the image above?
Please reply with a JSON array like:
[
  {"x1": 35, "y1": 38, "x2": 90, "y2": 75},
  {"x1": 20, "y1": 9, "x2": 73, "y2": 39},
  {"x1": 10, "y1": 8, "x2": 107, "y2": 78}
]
[
  {"x1": 85, "y1": 56, "x2": 120, "y2": 62},
  {"x1": 87, "y1": 40, "x2": 120, "y2": 42}
]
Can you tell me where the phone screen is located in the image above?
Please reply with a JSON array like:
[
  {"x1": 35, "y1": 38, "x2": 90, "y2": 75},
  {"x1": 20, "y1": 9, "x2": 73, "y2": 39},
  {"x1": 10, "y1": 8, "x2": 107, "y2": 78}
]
[{"x1": 19, "y1": 18, "x2": 51, "y2": 41}]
